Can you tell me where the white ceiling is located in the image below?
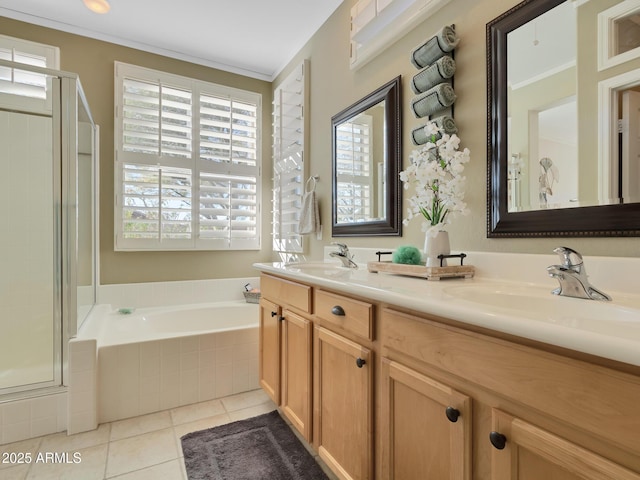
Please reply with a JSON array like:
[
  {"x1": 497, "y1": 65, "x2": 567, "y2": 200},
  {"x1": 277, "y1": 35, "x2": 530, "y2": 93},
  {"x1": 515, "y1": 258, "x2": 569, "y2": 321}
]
[{"x1": 0, "y1": 0, "x2": 344, "y2": 81}]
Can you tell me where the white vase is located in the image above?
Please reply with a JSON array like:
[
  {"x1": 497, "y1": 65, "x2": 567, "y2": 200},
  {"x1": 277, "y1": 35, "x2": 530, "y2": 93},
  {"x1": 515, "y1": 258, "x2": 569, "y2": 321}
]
[{"x1": 423, "y1": 230, "x2": 450, "y2": 267}]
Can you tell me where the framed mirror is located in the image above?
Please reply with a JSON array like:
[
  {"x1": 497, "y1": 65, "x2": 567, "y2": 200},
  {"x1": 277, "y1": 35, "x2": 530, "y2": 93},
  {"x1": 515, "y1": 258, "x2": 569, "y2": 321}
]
[
  {"x1": 487, "y1": 0, "x2": 640, "y2": 237},
  {"x1": 332, "y1": 76, "x2": 402, "y2": 236}
]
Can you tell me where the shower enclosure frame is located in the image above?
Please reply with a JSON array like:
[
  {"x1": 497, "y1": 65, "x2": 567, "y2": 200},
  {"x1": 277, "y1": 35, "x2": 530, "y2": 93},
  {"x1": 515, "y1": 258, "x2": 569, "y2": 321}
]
[{"x1": 0, "y1": 59, "x2": 98, "y2": 400}]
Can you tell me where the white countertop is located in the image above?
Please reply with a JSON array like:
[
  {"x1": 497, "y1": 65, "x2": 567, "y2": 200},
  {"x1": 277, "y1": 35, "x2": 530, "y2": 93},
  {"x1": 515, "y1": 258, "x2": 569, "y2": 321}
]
[{"x1": 254, "y1": 252, "x2": 640, "y2": 367}]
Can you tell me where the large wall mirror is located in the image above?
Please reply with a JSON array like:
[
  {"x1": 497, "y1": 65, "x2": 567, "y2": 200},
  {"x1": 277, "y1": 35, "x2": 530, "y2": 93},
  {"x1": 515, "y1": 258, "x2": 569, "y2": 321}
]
[
  {"x1": 332, "y1": 76, "x2": 402, "y2": 236},
  {"x1": 488, "y1": 0, "x2": 640, "y2": 236}
]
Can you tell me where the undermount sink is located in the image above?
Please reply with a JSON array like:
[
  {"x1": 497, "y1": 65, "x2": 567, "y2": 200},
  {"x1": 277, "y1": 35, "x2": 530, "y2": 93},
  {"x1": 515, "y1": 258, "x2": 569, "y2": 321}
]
[
  {"x1": 443, "y1": 283, "x2": 640, "y2": 337},
  {"x1": 283, "y1": 261, "x2": 355, "y2": 276}
]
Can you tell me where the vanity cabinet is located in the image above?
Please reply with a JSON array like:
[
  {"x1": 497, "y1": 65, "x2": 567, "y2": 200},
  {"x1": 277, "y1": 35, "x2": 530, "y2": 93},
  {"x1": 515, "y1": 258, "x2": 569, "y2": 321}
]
[
  {"x1": 314, "y1": 326, "x2": 373, "y2": 480},
  {"x1": 378, "y1": 358, "x2": 472, "y2": 479},
  {"x1": 258, "y1": 271, "x2": 640, "y2": 480},
  {"x1": 258, "y1": 297, "x2": 281, "y2": 404},
  {"x1": 490, "y1": 409, "x2": 640, "y2": 480},
  {"x1": 380, "y1": 307, "x2": 640, "y2": 480},
  {"x1": 259, "y1": 275, "x2": 313, "y2": 440}
]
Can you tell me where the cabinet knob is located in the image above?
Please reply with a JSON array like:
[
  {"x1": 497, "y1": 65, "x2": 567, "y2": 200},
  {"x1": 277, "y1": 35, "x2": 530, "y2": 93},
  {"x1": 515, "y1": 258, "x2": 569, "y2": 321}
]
[
  {"x1": 355, "y1": 357, "x2": 366, "y2": 368},
  {"x1": 278, "y1": 316, "x2": 285, "y2": 322},
  {"x1": 271, "y1": 311, "x2": 277, "y2": 317},
  {"x1": 331, "y1": 305, "x2": 346, "y2": 316},
  {"x1": 489, "y1": 431, "x2": 507, "y2": 450},
  {"x1": 445, "y1": 406, "x2": 460, "y2": 423}
]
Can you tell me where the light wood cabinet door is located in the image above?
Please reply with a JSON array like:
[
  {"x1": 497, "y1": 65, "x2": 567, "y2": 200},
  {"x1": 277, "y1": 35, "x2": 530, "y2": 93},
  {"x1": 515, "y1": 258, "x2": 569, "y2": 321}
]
[
  {"x1": 379, "y1": 358, "x2": 472, "y2": 480},
  {"x1": 259, "y1": 298, "x2": 281, "y2": 405},
  {"x1": 281, "y1": 309, "x2": 312, "y2": 441},
  {"x1": 490, "y1": 409, "x2": 640, "y2": 480},
  {"x1": 314, "y1": 326, "x2": 373, "y2": 480}
]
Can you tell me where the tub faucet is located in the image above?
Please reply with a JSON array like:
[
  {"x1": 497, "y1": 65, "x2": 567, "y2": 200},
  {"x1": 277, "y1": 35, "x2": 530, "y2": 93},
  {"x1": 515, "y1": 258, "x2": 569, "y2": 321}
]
[
  {"x1": 329, "y1": 242, "x2": 358, "y2": 269},
  {"x1": 546, "y1": 247, "x2": 611, "y2": 301}
]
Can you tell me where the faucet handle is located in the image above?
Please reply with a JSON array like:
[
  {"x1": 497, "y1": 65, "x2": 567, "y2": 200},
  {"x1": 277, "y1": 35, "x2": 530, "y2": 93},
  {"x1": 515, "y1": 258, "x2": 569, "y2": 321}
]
[
  {"x1": 553, "y1": 246, "x2": 583, "y2": 267},
  {"x1": 331, "y1": 242, "x2": 349, "y2": 254}
]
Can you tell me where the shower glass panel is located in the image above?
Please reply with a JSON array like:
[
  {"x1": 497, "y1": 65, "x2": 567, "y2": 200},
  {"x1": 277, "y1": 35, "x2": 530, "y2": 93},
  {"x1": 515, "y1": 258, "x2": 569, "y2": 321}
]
[
  {"x1": 77, "y1": 88, "x2": 96, "y2": 328},
  {"x1": 0, "y1": 71, "x2": 61, "y2": 393},
  {"x1": 0, "y1": 60, "x2": 97, "y2": 398}
]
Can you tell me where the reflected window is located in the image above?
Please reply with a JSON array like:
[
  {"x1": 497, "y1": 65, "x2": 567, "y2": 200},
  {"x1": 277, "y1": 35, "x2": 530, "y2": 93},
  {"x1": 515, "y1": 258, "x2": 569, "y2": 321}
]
[{"x1": 335, "y1": 116, "x2": 373, "y2": 223}]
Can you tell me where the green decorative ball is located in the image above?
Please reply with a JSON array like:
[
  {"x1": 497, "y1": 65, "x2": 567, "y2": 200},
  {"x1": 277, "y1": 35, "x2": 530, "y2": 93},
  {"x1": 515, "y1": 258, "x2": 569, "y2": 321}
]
[{"x1": 392, "y1": 246, "x2": 422, "y2": 265}]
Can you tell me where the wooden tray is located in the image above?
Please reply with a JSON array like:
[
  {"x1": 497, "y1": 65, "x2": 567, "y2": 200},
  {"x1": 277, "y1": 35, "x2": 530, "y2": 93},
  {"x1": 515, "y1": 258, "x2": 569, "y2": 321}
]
[{"x1": 367, "y1": 261, "x2": 475, "y2": 281}]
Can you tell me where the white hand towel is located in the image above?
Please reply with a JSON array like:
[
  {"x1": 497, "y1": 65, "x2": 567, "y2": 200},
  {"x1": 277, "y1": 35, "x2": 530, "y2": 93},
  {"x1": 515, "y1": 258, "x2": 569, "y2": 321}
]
[{"x1": 299, "y1": 190, "x2": 320, "y2": 235}]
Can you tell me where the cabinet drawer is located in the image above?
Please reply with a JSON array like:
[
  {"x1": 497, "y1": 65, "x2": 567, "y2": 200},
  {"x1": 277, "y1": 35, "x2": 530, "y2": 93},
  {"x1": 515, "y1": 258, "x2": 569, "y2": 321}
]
[
  {"x1": 315, "y1": 289, "x2": 373, "y2": 340},
  {"x1": 261, "y1": 274, "x2": 311, "y2": 313}
]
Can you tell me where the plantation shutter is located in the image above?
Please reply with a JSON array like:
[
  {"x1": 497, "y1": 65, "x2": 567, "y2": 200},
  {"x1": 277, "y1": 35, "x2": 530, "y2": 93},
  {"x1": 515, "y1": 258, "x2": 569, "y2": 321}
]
[
  {"x1": 0, "y1": 35, "x2": 59, "y2": 113},
  {"x1": 115, "y1": 62, "x2": 261, "y2": 251},
  {"x1": 273, "y1": 156, "x2": 303, "y2": 252},
  {"x1": 272, "y1": 61, "x2": 306, "y2": 255},
  {"x1": 335, "y1": 116, "x2": 372, "y2": 223}
]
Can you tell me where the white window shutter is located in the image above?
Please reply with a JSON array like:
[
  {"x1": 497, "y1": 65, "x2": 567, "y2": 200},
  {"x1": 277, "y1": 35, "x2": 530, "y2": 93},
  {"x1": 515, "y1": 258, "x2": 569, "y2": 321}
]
[{"x1": 115, "y1": 62, "x2": 261, "y2": 251}]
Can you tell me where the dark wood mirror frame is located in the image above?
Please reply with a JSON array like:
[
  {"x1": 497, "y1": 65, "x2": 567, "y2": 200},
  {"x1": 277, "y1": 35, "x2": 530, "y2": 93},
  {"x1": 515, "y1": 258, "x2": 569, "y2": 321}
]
[
  {"x1": 487, "y1": 0, "x2": 640, "y2": 237},
  {"x1": 331, "y1": 76, "x2": 402, "y2": 237}
]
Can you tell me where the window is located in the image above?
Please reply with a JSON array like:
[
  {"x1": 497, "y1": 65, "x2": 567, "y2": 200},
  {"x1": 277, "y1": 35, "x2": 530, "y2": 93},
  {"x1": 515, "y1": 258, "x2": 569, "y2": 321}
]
[
  {"x1": 114, "y1": 62, "x2": 261, "y2": 250},
  {"x1": 335, "y1": 115, "x2": 373, "y2": 223},
  {"x1": 0, "y1": 34, "x2": 59, "y2": 112},
  {"x1": 272, "y1": 61, "x2": 307, "y2": 256}
]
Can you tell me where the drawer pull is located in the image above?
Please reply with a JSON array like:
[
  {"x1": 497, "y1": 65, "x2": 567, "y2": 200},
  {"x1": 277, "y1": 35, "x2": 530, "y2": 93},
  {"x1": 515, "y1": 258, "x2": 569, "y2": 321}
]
[
  {"x1": 331, "y1": 305, "x2": 346, "y2": 316},
  {"x1": 489, "y1": 431, "x2": 507, "y2": 450},
  {"x1": 445, "y1": 406, "x2": 460, "y2": 423},
  {"x1": 355, "y1": 357, "x2": 366, "y2": 368}
]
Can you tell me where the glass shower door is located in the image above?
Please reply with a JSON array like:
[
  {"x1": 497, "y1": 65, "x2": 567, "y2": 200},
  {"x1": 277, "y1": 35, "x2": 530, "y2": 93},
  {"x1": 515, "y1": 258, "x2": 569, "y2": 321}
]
[{"x1": 0, "y1": 72, "x2": 62, "y2": 395}]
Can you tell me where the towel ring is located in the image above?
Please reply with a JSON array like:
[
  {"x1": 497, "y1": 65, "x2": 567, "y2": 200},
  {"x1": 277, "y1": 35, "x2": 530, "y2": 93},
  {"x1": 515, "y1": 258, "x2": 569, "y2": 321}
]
[{"x1": 305, "y1": 175, "x2": 319, "y2": 193}]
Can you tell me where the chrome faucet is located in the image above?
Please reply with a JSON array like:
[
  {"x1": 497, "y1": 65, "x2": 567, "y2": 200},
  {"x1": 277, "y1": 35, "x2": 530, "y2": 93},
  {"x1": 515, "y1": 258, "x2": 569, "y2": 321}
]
[
  {"x1": 329, "y1": 242, "x2": 358, "y2": 268},
  {"x1": 546, "y1": 247, "x2": 611, "y2": 301}
]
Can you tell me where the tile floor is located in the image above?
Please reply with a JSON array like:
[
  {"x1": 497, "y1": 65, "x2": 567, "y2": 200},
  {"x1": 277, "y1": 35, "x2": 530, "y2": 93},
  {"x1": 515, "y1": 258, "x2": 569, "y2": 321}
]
[{"x1": 0, "y1": 389, "x2": 322, "y2": 480}]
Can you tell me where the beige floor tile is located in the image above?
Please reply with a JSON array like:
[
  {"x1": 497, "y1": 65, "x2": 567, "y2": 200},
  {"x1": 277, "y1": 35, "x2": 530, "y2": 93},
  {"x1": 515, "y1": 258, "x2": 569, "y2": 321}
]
[
  {"x1": 0, "y1": 438, "x2": 42, "y2": 471},
  {"x1": 173, "y1": 413, "x2": 232, "y2": 457},
  {"x1": 109, "y1": 411, "x2": 172, "y2": 442},
  {"x1": 107, "y1": 459, "x2": 184, "y2": 480},
  {"x1": 0, "y1": 463, "x2": 30, "y2": 480},
  {"x1": 106, "y1": 428, "x2": 177, "y2": 478},
  {"x1": 169, "y1": 399, "x2": 224, "y2": 426},
  {"x1": 38, "y1": 423, "x2": 110, "y2": 455},
  {"x1": 227, "y1": 402, "x2": 276, "y2": 422},
  {"x1": 26, "y1": 443, "x2": 107, "y2": 480},
  {"x1": 220, "y1": 388, "x2": 271, "y2": 412}
]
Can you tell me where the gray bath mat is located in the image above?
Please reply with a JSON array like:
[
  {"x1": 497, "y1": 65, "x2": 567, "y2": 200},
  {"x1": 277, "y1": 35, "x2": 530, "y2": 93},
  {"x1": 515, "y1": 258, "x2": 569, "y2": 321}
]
[{"x1": 181, "y1": 410, "x2": 329, "y2": 480}]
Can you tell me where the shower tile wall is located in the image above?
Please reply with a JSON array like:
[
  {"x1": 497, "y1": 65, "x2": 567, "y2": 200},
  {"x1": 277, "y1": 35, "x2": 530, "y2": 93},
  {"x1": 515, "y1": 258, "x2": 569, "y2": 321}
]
[{"x1": 0, "y1": 394, "x2": 67, "y2": 444}]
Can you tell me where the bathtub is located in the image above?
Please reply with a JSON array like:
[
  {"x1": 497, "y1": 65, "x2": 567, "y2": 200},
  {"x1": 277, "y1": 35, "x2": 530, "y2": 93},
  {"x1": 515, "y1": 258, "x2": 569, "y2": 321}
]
[
  {"x1": 97, "y1": 302, "x2": 259, "y2": 346},
  {"x1": 74, "y1": 301, "x2": 261, "y2": 424}
]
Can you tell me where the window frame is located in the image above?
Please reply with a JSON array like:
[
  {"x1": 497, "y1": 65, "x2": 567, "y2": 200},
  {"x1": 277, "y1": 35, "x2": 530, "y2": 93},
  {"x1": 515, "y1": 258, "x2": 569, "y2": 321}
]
[{"x1": 114, "y1": 62, "x2": 262, "y2": 251}]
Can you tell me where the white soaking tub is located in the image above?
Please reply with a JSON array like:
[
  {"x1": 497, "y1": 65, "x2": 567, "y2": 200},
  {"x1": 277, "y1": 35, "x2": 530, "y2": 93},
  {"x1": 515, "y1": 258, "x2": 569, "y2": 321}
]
[{"x1": 77, "y1": 301, "x2": 260, "y2": 423}]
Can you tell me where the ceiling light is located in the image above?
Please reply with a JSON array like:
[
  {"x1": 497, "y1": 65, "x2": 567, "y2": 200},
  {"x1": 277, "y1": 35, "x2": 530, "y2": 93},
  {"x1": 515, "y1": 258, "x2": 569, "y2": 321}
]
[{"x1": 82, "y1": 0, "x2": 110, "y2": 14}]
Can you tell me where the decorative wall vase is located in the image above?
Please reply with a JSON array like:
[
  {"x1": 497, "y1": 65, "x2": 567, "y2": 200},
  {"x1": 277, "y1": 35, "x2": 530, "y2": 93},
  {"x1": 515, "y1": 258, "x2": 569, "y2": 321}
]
[{"x1": 423, "y1": 230, "x2": 450, "y2": 267}]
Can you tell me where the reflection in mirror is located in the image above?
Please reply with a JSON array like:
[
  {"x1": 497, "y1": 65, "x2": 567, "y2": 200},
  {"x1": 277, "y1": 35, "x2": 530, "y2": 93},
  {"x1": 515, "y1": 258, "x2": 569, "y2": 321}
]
[
  {"x1": 335, "y1": 102, "x2": 386, "y2": 223},
  {"x1": 488, "y1": 0, "x2": 640, "y2": 236},
  {"x1": 506, "y1": 0, "x2": 578, "y2": 212},
  {"x1": 332, "y1": 76, "x2": 402, "y2": 236}
]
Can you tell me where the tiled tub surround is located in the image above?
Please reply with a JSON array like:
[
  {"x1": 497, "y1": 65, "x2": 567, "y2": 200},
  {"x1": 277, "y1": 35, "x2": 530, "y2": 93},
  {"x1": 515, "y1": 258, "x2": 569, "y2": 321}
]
[
  {"x1": 96, "y1": 305, "x2": 259, "y2": 424},
  {"x1": 0, "y1": 277, "x2": 260, "y2": 445}
]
